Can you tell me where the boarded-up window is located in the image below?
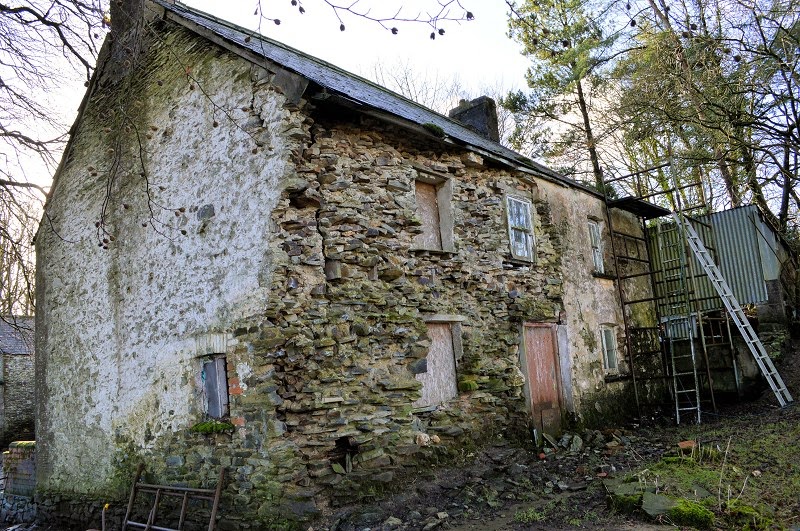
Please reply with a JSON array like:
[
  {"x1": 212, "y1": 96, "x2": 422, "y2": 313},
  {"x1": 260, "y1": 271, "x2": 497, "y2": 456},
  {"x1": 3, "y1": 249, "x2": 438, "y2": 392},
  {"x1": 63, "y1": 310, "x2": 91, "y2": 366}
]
[
  {"x1": 506, "y1": 196, "x2": 534, "y2": 261},
  {"x1": 600, "y1": 326, "x2": 618, "y2": 373},
  {"x1": 414, "y1": 181, "x2": 443, "y2": 250},
  {"x1": 588, "y1": 220, "x2": 604, "y2": 273},
  {"x1": 202, "y1": 356, "x2": 229, "y2": 418},
  {"x1": 413, "y1": 323, "x2": 458, "y2": 408}
]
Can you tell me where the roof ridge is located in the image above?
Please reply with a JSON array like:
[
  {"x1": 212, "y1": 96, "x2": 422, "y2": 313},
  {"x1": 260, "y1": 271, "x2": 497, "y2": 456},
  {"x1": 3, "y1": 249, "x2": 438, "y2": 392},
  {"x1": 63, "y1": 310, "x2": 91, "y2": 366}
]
[{"x1": 154, "y1": 0, "x2": 581, "y2": 188}]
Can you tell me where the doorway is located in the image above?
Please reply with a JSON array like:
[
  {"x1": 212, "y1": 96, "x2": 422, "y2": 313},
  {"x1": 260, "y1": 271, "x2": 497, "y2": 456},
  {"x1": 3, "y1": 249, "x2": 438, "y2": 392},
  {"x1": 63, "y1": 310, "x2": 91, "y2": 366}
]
[{"x1": 522, "y1": 322, "x2": 563, "y2": 438}]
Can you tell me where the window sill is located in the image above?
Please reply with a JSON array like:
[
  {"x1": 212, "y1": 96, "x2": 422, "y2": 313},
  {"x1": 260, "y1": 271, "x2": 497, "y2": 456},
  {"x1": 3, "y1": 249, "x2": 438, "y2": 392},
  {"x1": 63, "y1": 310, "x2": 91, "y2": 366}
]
[
  {"x1": 592, "y1": 271, "x2": 616, "y2": 280},
  {"x1": 604, "y1": 373, "x2": 630, "y2": 383},
  {"x1": 410, "y1": 248, "x2": 457, "y2": 257},
  {"x1": 504, "y1": 256, "x2": 536, "y2": 268}
]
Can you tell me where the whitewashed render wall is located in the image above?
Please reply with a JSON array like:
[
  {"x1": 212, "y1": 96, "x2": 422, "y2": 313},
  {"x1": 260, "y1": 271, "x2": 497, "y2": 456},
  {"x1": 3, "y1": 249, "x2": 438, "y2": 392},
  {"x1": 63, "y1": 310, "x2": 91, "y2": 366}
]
[{"x1": 36, "y1": 43, "x2": 295, "y2": 493}]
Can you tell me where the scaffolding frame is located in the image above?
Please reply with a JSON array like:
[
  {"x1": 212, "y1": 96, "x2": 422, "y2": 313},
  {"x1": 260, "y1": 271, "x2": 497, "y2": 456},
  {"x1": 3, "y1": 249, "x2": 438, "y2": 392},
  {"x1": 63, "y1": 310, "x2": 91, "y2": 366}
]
[{"x1": 601, "y1": 161, "x2": 734, "y2": 423}]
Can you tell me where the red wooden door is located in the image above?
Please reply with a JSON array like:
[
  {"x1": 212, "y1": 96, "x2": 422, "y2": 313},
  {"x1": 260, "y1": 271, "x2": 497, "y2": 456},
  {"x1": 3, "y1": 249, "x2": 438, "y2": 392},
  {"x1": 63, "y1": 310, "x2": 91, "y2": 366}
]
[{"x1": 523, "y1": 323, "x2": 562, "y2": 437}]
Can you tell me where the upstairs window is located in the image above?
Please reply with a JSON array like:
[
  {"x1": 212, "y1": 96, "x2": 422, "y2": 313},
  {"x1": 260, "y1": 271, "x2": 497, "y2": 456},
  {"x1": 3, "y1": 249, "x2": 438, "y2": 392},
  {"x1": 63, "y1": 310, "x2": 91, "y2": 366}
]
[
  {"x1": 588, "y1": 220, "x2": 604, "y2": 273},
  {"x1": 600, "y1": 326, "x2": 618, "y2": 373},
  {"x1": 414, "y1": 181, "x2": 443, "y2": 250},
  {"x1": 506, "y1": 196, "x2": 534, "y2": 261},
  {"x1": 413, "y1": 176, "x2": 454, "y2": 252}
]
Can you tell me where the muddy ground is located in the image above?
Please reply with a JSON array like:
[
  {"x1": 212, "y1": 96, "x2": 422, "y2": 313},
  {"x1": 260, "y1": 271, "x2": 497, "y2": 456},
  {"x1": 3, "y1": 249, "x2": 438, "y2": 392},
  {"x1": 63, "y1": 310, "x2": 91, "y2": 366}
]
[
  {"x1": 314, "y1": 339, "x2": 800, "y2": 531},
  {"x1": 4, "y1": 341, "x2": 799, "y2": 531}
]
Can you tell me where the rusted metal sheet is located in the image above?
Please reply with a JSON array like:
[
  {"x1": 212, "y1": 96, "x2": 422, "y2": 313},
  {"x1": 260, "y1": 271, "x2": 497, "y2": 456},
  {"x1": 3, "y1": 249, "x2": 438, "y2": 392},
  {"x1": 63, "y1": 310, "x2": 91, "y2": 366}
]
[
  {"x1": 414, "y1": 181, "x2": 442, "y2": 250},
  {"x1": 523, "y1": 323, "x2": 562, "y2": 436},
  {"x1": 414, "y1": 323, "x2": 457, "y2": 408}
]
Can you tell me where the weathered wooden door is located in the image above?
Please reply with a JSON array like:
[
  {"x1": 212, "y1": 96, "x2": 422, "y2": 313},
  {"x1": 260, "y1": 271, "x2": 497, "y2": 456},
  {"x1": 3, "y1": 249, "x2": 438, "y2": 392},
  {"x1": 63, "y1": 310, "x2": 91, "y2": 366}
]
[{"x1": 523, "y1": 323, "x2": 562, "y2": 437}]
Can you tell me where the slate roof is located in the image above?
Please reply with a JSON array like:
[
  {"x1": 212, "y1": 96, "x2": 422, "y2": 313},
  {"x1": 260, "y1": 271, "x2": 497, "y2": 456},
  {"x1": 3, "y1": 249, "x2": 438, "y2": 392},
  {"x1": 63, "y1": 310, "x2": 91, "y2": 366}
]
[
  {"x1": 0, "y1": 317, "x2": 34, "y2": 356},
  {"x1": 154, "y1": 0, "x2": 592, "y2": 191}
]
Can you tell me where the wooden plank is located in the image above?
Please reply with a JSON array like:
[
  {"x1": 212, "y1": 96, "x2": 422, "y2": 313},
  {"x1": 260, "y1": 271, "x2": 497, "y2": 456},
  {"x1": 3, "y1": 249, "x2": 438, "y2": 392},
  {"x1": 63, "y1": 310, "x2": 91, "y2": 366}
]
[
  {"x1": 524, "y1": 324, "x2": 562, "y2": 436},
  {"x1": 414, "y1": 323, "x2": 457, "y2": 407},
  {"x1": 414, "y1": 181, "x2": 442, "y2": 250}
]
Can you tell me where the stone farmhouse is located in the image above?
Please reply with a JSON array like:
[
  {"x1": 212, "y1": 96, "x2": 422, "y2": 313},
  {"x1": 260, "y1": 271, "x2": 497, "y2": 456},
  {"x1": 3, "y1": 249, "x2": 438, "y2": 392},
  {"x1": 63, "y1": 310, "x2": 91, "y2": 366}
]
[{"x1": 35, "y1": 0, "x2": 656, "y2": 524}]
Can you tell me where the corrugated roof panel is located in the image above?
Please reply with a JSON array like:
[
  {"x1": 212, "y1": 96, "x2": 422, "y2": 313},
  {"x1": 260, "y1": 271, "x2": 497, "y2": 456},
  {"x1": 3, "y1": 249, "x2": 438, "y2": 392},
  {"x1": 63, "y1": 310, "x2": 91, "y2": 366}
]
[
  {"x1": 647, "y1": 219, "x2": 722, "y2": 318},
  {"x1": 753, "y1": 214, "x2": 781, "y2": 280}
]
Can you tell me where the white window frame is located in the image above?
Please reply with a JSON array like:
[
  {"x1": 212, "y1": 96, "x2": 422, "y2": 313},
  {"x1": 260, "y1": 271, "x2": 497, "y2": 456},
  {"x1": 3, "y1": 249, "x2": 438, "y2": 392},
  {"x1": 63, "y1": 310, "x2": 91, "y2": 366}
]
[
  {"x1": 506, "y1": 196, "x2": 535, "y2": 262},
  {"x1": 588, "y1": 220, "x2": 604, "y2": 273},
  {"x1": 600, "y1": 325, "x2": 618, "y2": 373}
]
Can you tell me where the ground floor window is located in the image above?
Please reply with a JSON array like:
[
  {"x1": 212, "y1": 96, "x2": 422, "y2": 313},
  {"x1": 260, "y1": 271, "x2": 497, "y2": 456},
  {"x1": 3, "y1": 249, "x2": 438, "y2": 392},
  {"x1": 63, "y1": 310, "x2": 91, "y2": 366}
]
[
  {"x1": 413, "y1": 321, "x2": 461, "y2": 408},
  {"x1": 600, "y1": 326, "x2": 619, "y2": 373},
  {"x1": 202, "y1": 356, "x2": 229, "y2": 418}
]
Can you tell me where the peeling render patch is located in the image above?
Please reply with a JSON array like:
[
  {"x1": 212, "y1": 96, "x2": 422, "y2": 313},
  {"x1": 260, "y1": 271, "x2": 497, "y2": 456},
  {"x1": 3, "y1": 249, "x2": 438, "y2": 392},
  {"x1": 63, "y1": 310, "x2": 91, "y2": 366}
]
[{"x1": 36, "y1": 18, "x2": 653, "y2": 527}]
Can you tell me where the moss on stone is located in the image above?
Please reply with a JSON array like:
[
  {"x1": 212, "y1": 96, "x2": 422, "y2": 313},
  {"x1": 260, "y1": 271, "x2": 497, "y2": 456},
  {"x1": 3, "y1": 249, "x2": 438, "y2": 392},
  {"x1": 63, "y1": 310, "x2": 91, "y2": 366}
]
[
  {"x1": 724, "y1": 499, "x2": 772, "y2": 530},
  {"x1": 458, "y1": 377, "x2": 479, "y2": 392},
  {"x1": 421, "y1": 123, "x2": 445, "y2": 137},
  {"x1": 190, "y1": 420, "x2": 235, "y2": 434},
  {"x1": 666, "y1": 498, "x2": 714, "y2": 529},
  {"x1": 611, "y1": 493, "x2": 642, "y2": 514}
]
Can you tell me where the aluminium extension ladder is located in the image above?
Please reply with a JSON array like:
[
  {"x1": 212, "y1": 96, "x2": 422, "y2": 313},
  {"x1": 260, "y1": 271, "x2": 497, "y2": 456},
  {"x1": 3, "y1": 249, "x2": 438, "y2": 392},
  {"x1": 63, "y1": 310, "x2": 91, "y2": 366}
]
[
  {"x1": 672, "y1": 212, "x2": 794, "y2": 407},
  {"x1": 655, "y1": 221, "x2": 702, "y2": 424}
]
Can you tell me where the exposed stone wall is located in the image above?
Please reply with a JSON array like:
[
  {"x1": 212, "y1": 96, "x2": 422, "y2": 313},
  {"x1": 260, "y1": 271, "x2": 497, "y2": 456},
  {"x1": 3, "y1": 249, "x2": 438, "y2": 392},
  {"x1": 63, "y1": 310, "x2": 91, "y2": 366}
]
[
  {"x1": 2, "y1": 355, "x2": 35, "y2": 445},
  {"x1": 37, "y1": 21, "x2": 649, "y2": 527},
  {"x1": 3, "y1": 441, "x2": 35, "y2": 497}
]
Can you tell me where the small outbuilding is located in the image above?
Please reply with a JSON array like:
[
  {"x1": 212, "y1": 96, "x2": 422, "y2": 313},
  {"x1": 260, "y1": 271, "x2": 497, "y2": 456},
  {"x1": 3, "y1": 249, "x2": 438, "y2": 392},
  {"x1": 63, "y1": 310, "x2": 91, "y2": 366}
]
[{"x1": 0, "y1": 317, "x2": 35, "y2": 447}]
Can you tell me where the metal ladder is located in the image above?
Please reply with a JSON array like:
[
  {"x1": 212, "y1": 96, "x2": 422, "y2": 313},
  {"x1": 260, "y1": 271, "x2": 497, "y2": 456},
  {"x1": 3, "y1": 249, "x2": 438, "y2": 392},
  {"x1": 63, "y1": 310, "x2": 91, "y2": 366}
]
[
  {"x1": 655, "y1": 221, "x2": 702, "y2": 423},
  {"x1": 672, "y1": 212, "x2": 794, "y2": 407}
]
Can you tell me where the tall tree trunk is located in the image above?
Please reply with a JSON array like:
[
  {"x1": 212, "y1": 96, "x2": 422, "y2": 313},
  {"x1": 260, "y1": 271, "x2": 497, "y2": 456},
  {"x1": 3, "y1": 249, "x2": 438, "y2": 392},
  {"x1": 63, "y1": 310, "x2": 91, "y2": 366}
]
[
  {"x1": 742, "y1": 145, "x2": 782, "y2": 230},
  {"x1": 647, "y1": 0, "x2": 743, "y2": 209},
  {"x1": 715, "y1": 148, "x2": 739, "y2": 207},
  {"x1": 575, "y1": 79, "x2": 604, "y2": 189},
  {"x1": 779, "y1": 143, "x2": 791, "y2": 230}
]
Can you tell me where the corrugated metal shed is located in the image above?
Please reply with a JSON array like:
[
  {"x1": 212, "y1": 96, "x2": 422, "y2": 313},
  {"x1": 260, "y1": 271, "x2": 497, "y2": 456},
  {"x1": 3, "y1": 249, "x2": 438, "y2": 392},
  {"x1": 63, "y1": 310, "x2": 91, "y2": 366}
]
[
  {"x1": 700, "y1": 206, "x2": 772, "y2": 306},
  {"x1": 155, "y1": 0, "x2": 589, "y2": 191}
]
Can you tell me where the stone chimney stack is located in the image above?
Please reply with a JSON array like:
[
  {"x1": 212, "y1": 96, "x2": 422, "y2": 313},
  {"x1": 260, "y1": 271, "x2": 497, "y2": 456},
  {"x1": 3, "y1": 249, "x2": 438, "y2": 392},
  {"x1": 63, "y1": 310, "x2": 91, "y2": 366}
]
[{"x1": 448, "y1": 96, "x2": 500, "y2": 142}]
